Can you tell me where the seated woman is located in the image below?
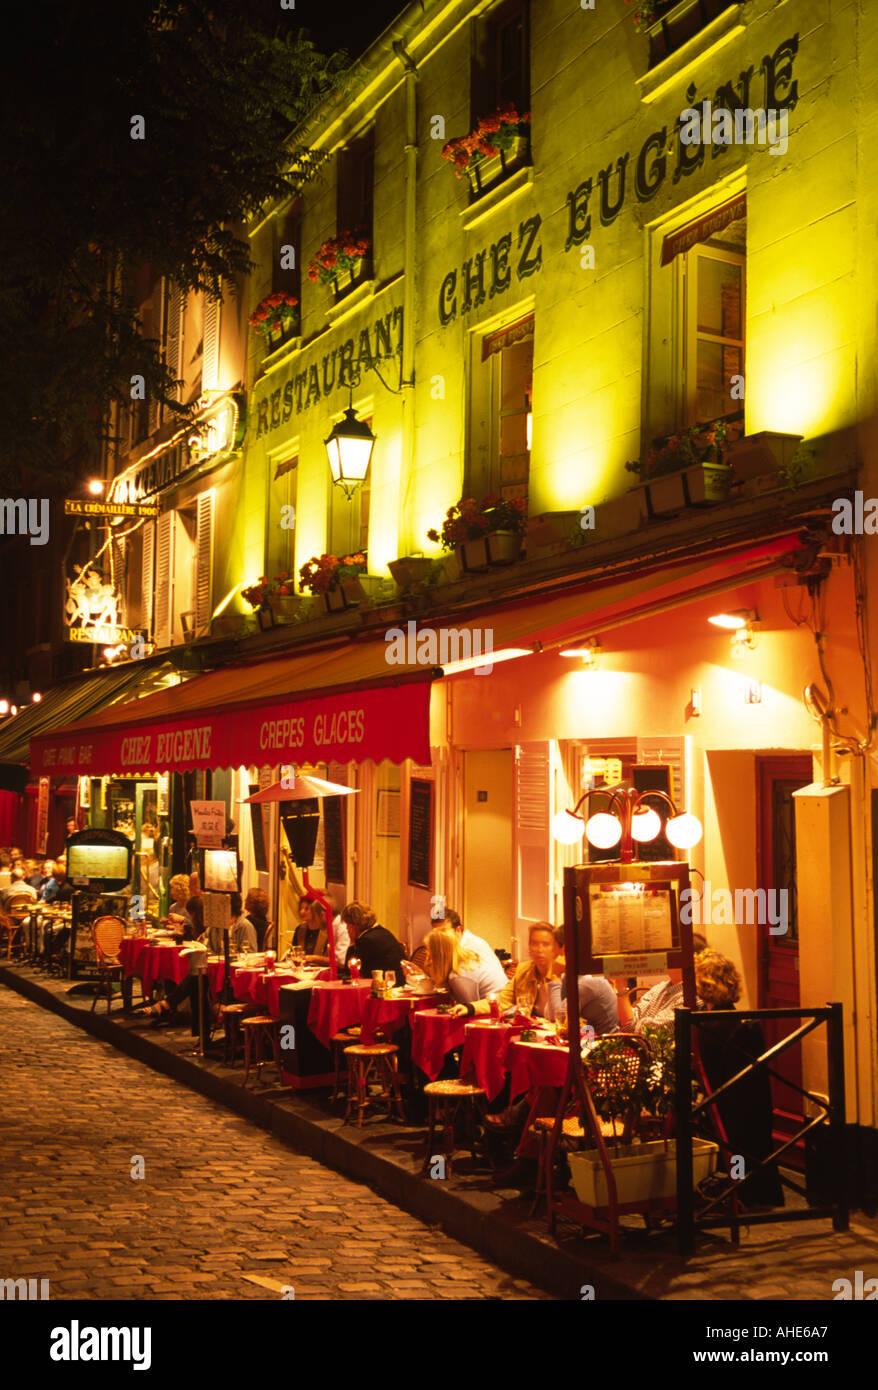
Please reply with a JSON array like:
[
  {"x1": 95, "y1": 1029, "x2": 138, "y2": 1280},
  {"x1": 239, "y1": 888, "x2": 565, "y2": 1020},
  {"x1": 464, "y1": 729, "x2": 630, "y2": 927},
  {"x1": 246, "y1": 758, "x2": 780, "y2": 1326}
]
[
  {"x1": 244, "y1": 887, "x2": 271, "y2": 951},
  {"x1": 292, "y1": 897, "x2": 350, "y2": 969},
  {"x1": 423, "y1": 926, "x2": 498, "y2": 1004},
  {"x1": 695, "y1": 949, "x2": 785, "y2": 1209},
  {"x1": 141, "y1": 897, "x2": 206, "y2": 1025},
  {"x1": 164, "y1": 874, "x2": 195, "y2": 939}
]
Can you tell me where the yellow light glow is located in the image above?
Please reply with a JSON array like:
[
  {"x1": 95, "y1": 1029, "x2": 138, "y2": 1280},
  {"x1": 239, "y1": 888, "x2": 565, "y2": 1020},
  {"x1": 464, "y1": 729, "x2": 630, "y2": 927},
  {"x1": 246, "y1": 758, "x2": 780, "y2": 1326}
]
[
  {"x1": 31, "y1": 692, "x2": 42, "y2": 703},
  {"x1": 441, "y1": 647, "x2": 533, "y2": 676},
  {"x1": 666, "y1": 813, "x2": 703, "y2": 850},
  {"x1": 631, "y1": 807, "x2": 662, "y2": 842},
  {"x1": 708, "y1": 610, "x2": 752, "y2": 630},
  {"x1": 88, "y1": 479, "x2": 104, "y2": 496}
]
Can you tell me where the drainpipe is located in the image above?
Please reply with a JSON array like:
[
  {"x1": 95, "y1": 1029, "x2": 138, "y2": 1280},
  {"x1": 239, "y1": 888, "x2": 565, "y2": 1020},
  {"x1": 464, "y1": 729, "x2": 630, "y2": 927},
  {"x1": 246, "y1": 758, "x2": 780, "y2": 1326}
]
[{"x1": 393, "y1": 39, "x2": 418, "y2": 555}]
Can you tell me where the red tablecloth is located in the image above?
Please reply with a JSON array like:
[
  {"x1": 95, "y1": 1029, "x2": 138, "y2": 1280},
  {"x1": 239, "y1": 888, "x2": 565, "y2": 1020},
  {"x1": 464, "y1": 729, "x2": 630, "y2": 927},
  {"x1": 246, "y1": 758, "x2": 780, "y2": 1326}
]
[
  {"x1": 508, "y1": 1038, "x2": 570, "y2": 1098},
  {"x1": 307, "y1": 979, "x2": 372, "y2": 1048},
  {"x1": 120, "y1": 938, "x2": 190, "y2": 995},
  {"x1": 410, "y1": 1009, "x2": 467, "y2": 1081},
  {"x1": 358, "y1": 992, "x2": 444, "y2": 1046},
  {"x1": 459, "y1": 1021, "x2": 528, "y2": 1102}
]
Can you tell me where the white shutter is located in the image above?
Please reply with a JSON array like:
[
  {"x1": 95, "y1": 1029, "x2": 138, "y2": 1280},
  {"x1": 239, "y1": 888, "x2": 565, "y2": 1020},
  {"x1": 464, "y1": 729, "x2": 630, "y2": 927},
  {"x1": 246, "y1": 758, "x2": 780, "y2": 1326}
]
[
  {"x1": 194, "y1": 490, "x2": 214, "y2": 631},
  {"x1": 202, "y1": 293, "x2": 220, "y2": 391},
  {"x1": 513, "y1": 742, "x2": 553, "y2": 950},
  {"x1": 153, "y1": 512, "x2": 174, "y2": 649},
  {"x1": 141, "y1": 522, "x2": 155, "y2": 636}
]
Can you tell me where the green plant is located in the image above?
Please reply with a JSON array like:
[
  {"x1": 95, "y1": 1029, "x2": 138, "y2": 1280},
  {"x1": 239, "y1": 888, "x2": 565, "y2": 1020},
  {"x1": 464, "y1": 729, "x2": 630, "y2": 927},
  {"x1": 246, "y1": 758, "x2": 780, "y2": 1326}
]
[
  {"x1": 240, "y1": 571, "x2": 294, "y2": 609},
  {"x1": 778, "y1": 444, "x2": 817, "y2": 490},
  {"x1": 249, "y1": 292, "x2": 299, "y2": 340},
  {"x1": 427, "y1": 494, "x2": 528, "y2": 550},
  {"x1": 307, "y1": 230, "x2": 371, "y2": 286},
  {"x1": 298, "y1": 551, "x2": 366, "y2": 595},
  {"x1": 441, "y1": 104, "x2": 530, "y2": 177},
  {"x1": 626, "y1": 419, "x2": 729, "y2": 481}
]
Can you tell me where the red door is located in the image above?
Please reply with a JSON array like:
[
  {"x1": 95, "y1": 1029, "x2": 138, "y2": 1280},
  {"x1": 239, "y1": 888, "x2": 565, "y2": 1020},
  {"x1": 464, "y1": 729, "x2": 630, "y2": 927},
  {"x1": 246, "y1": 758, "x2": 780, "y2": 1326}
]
[{"x1": 756, "y1": 755, "x2": 812, "y2": 1167}]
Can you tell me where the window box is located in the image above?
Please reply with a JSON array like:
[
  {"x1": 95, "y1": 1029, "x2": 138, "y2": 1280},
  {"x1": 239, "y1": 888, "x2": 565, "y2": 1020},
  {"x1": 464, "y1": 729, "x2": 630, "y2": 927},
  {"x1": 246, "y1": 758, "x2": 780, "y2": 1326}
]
[
  {"x1": 268, "y1": 594, "x2": 301, "y2": 623},
  {"x1": 388, "y1": 556, "x2": 434, "y2": 592},
  {"x1": 457, "y1": 538, "x2": 491, "y2": 573},
  {"x1": 486, "y1": 529, "x2": 522, "y2": 565},
  {"x1": 568, "y1": 1139, "x2": 718, "y2": 1209},
  {"x1": 331, "y1": 257, "x2": 371, "y2": 303},
  {"x1": 467, "y1": 131, "x2": 531, "y2": 201},
  {"x1": 725, "y1": 431, "x2": 804, "y2": 482},
  {"x1": 323, "y1": 585, "x2": 356, "y2": 614},
  {"x1": 639, "y1": 461, "x2": 731, "y2": 517}
]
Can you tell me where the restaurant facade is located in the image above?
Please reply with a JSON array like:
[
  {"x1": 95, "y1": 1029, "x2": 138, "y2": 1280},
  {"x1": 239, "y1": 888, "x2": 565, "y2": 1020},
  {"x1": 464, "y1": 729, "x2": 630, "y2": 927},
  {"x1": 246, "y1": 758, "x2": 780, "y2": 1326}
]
[{"x1": 24, "y1": 0, "x2": 878, "y2": 1193}]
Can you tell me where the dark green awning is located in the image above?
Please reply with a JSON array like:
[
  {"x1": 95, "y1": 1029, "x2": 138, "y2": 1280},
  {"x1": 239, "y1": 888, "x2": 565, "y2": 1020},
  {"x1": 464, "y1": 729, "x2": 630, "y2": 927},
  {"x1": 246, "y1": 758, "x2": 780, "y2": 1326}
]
[{"x1": 0, "y1": 662, "x2": 176, "y2": 791}]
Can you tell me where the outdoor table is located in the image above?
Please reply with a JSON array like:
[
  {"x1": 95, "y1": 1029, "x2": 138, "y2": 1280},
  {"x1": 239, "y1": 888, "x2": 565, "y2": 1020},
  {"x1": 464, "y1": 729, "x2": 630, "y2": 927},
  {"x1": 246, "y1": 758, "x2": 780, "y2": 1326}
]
[
  {"x1": 508, "y1": 1036, "x2": 570, "y2": 1098},
  {"x1": 459, "y1": 1020, "x2": 526, "y2": 1102},
  {"x1": 120, "y1": 937, "x2": 190, "y2": 996},
  {"x1": 307, "y1": 978, "x2": 372, "y2": 1048},
  {"x1": 410, "y1": 1008, "x2": 468, "y2": 1081},
  {"x1": 359, "y1": 990, "x2": 447, "y2": 1046}
]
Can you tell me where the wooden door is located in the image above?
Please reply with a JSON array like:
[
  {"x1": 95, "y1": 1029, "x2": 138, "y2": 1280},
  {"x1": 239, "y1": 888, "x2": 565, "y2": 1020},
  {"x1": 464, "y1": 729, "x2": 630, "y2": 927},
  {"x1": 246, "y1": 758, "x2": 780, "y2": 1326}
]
[{"x1": 756, "y1": 754, "x2": 812, "y2": 1166}]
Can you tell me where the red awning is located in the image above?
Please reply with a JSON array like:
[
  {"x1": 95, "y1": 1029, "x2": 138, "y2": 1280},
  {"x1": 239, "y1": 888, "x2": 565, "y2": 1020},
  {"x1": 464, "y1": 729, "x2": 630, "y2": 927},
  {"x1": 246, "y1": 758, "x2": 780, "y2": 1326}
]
[
  {"x1": 660, "y1": 193, "x2": 746, "y2": 267},
  {"x1": 30, "y1": 640, "x2": 436, "y2": 778}
]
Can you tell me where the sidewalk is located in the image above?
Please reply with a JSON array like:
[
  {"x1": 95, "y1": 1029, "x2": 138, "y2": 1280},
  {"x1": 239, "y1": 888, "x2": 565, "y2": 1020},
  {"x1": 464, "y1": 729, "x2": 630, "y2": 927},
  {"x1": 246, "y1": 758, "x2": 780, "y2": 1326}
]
[{"x1": 4, "y1": 961, "x2": 876, "y2": 1301}]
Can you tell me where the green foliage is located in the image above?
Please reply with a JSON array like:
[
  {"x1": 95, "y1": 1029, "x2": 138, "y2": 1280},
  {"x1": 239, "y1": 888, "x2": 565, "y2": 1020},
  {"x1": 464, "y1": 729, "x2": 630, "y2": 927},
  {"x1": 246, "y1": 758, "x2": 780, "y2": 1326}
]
[{"x1": 0, "y1": 0, "x2": 346, "y2": 490}]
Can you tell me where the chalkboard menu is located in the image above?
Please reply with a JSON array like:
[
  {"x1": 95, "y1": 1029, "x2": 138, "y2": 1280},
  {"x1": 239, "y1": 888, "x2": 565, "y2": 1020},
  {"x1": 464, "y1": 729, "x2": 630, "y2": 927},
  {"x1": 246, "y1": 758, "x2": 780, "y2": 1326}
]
[
  {"x1": 407, "y1": 778, "x2": 433, "y2": 890},
  {"x1": 323, "y1": 796, "x2": 346, "y2": 885},
  {"x1": 248, "y1": 784, "x2": 269, "y2": 874}
]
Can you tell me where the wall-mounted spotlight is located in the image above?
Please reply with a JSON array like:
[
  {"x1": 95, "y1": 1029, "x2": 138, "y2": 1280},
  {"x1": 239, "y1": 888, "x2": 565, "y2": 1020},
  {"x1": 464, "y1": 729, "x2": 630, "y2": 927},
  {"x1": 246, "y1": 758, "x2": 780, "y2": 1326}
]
[
  {"x1": 709, "y1": 608, "x2": 758, "y2": 657},
  {"x1": 559, "y1": 636, "x2": 601, "y2": 670}
]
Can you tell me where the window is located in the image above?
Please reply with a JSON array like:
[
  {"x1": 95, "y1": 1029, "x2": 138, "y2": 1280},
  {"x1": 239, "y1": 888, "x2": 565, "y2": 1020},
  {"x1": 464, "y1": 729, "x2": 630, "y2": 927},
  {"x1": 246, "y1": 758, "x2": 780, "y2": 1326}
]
[
  {"x1": 682, "y1": 232, "x2": 744, "y2": 425},
  {"x1": 151, "y1": 491, "x2": 214, "y2": 646},
  {"x1": 336, "y1": 129, "x2": 374, "y2": 286},
  {"x1": 469, "y1": 317, "x2": 533, "y2": 499},
  {"x1": 273, "y1": 201, "x2": 302, "y2": 303},
  {"x1": 648, "y1": 0, "x2": 737, "y2": 69},
  {"x1": 472, "y1": 0, "x2": 529, "y2": 120},
  {"x1": 269, "y1": 450, "x2": 298, "y2": 580}
]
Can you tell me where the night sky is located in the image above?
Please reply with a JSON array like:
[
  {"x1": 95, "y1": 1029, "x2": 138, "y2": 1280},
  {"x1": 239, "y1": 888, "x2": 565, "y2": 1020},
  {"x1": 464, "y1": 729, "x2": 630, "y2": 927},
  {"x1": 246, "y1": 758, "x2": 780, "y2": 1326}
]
[{"x1": 298, "y1": 0, "x2": 411, "y2": 63}]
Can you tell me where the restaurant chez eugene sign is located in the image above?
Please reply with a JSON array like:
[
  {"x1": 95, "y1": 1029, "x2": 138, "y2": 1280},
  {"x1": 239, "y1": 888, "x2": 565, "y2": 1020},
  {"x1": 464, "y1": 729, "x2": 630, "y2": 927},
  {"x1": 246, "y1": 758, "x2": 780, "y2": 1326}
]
[
  {"x1": 436, "y1": 33, "x2": 799, "y2": 322},
  {"x1": 30, "y1": 680, "x2": 433, "y2": 777}
]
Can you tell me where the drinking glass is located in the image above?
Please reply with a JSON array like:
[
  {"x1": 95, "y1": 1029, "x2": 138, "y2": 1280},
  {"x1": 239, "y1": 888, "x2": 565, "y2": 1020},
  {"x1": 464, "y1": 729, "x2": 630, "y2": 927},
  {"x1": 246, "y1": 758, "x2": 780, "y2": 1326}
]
[
  {"x1": 555, "y1": 1008, "x2": 568, "y2": 1041},
  {"x1": 518, "y1": 989, "x2": 535, "y2": 1017}
]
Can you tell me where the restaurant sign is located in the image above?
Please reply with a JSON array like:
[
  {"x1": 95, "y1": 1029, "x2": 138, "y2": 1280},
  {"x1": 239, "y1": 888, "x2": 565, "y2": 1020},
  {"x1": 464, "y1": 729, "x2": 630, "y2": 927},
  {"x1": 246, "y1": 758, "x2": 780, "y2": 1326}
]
[
  {"x1": 65, "y1": 498, "x2": 159, "y2": 520},
  {"x1": 30, "y1": 679, "x2": 434, "y2": 777}
]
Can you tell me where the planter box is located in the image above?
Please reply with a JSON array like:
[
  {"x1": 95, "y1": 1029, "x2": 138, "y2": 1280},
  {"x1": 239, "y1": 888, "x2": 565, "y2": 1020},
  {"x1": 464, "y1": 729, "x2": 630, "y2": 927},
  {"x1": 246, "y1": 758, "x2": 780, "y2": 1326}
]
[
  {"x1": 726, "y1": 431, "x2": 804, "y2": 482},
  {"x1": 268, "y1": 594, "x2": 300, "y2": 622},
  {"x1": 642, "y1": 463, "x2": 730, "y2": 517},
  {"x1": 331, "y1": 259, "x2": 366, "y2": 302},
  {"x1": 388, "y1": 556, "x2": 434, "y2": 591},
  {"x1": 322, "y1": 587, "x2": 351, "y2": 613},
  {"x1": 486, "y1": 530, "x2": 522, "y2": 566},
  {"x1": 456, "y1": 538, "x2": 490, "y2": 573},
  {"x1": 569, "y1": 1138, "x2": 718, "y2": 1209},
  {"x1": 211, "y1": 614, "x2": 251, "y2": 640},
  {"x1": 595, "y1": 493, "x2": 646, "y2": 541},
  {"x1": 467, "y1": 132, "x2": 530, "y2": 200},
  {"x1": 526, "y1": 511, "x2": 579, "y2": 553}
]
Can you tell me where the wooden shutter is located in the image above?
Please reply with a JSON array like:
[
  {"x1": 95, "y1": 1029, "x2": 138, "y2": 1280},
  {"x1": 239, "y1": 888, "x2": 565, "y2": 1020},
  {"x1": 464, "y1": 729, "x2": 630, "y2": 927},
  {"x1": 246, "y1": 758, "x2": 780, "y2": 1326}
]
[
  {"x1": 513, "y1": 741, "x2": 553, "y2": 946},
  {"x1": 141, "y1": 521, "x2": 155, "y2": 636},
  {"x1": 165, "y1": 281, "x2": 183, "y2": 393},
  {"x1": 194, "y1": 490, "x2": 214, "y2": 631},
  {"x1": 202, "y1": 293, "x2": 220, "y2": 391},
  {"x1": 153, "y1": 512, "x2": 174, "y2": 649}
]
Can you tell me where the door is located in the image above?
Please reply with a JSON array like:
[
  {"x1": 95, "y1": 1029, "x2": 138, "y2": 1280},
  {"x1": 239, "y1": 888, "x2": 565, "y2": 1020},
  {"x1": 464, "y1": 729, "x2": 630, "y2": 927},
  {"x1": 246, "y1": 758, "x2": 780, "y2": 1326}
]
[
  {"x1": 756, "y1": 754, "x2": 812, "y2": 1166},
  {"x1": 464, "y1": 750, "x2": 513, "y2": 951}
]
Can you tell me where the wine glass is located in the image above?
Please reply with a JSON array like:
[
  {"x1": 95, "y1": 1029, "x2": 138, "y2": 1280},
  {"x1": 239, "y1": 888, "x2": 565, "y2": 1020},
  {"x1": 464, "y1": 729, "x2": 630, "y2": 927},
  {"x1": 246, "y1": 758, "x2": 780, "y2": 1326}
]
[{"x1": 518, "y1": 988, "x2": 535, "y2": 1018}]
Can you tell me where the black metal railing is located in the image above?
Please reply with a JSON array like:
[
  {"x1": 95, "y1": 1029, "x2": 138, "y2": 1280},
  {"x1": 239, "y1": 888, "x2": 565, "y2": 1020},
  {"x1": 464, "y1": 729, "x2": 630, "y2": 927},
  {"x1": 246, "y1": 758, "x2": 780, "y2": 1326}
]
[{"x1": 674, "y1": 1003, "x2": 849, "y2": 1254}]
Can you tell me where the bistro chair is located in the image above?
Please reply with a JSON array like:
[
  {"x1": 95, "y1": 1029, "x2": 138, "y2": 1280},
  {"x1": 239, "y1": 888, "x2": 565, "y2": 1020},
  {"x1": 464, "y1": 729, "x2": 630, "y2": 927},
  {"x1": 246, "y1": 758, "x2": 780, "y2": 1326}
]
[
  {"x1": 420, "y1": 1079, "x2": 486, "y2": 1177},
  {"x1": 91, "y1": 916, "x2": 127, "y2": 1013},
  {"x1": 240, "y1": 1015, "x2": 284, "y2": 1088},
  {"x1": 3, "y1": 894, "x2": 36, "y2": 961},
  {"x1": 330, "y1": 1026, "x2": 362, "y2": 1103},
  {"x1": 220, "y1": 1002, "x2": 250, "y2": 1066},
  {"x1": 343, "y1": 1042, "x2": 405, "y2": 1128}
]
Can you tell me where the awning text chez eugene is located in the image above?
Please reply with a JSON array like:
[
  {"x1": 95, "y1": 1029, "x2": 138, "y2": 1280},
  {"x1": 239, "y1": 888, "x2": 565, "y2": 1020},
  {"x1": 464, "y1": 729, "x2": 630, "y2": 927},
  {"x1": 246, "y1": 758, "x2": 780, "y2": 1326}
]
[{"x1": 31, "y1": 682, "x2": 433, "y2": 776}]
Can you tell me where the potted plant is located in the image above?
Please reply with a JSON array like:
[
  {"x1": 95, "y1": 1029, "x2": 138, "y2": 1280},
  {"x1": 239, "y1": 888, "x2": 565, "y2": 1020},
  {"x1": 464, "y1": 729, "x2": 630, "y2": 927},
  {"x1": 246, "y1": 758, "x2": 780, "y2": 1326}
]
[
  {"x1": 307, "y1": 229, "x2": 372, "y2": 298},
  {"x1": 427, "y1": 494, "x2": 528, "y2": 573},
  {"x1": 241, "y1": 573, "x2": 300, "y2": 626},
  {"x1": 567, "y1": 1025, "x2": 718, "y2": 1208},
  {"x1": 249, "y1": 292, "x2": 300, "y2": 348},
  {"x1": 298, "y1": 552, "x2": 367, "y2": 613},
  {"x1": 624, "y1": 0, "x2": 665, "y2": 31},
  {"x1": 625, "y1": 419, "x2": 734, "y2": 517},
  {"x1": 441, "y1": 103, "x2": 531, "y2": 199}
]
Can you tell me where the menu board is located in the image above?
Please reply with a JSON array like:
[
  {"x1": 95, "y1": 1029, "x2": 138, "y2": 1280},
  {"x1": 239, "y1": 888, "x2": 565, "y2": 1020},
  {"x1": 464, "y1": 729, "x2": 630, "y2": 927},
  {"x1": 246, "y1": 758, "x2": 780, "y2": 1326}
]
[
  {"x1": 190, "y1": 800, "x2": 225, "y2": 848},
  {"x1": 588, "y1": 883, "x2": 675, "y2": 955},
  {"x1": 203, "y1": 891, "x2": 232, "y2": 931},
  {"x1": 67, "y1": 842, "x2": 131, "y2": 883},
  {"x1": 407, "y1": 778, "x2": 433, "y2": 890},
  {"x1": 204, "y1": 849, "x2": 238, "y2": 893},
  {"x1": 323, "y1": 797, "x2": 345, "y2": 885},
  {"x1": 247, "y1": 784, "x2": 269, "y2": 873}
]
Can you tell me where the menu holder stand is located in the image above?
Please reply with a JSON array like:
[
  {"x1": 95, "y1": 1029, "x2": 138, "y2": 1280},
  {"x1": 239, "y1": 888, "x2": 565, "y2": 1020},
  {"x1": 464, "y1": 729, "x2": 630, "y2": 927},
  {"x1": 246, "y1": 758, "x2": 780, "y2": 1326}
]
[
  {"x1": 544, "y1": 860, "x2": 695, "y2": 1252},
  {"x1": 222, "y1": 928, "x2": 232, "y2": 1006}
]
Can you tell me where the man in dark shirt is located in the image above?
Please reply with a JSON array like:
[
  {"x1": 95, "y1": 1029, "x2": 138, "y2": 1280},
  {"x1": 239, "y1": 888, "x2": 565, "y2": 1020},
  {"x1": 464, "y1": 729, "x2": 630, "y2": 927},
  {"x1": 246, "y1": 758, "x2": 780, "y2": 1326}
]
[{"x1": 342, "y1": 900, "x2": 407, "y2": 986}]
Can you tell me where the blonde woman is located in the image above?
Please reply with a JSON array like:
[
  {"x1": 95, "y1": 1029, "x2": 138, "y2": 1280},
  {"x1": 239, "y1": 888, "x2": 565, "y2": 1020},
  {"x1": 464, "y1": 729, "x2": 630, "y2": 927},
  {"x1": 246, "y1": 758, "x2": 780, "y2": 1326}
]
[
  {"x1": 164, "y1": 874, "x2": 194, "y2": 939},
  {"x1": 425, "y1": 926, "x2": 499, "y2": 1005}
]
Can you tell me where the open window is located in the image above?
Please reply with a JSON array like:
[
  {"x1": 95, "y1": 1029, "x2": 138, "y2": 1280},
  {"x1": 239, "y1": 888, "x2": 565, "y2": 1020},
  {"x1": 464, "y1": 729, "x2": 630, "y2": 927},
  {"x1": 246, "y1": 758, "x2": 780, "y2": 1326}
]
[
  {"x1": 647, "y1": 0, "x2": 738, "y2": 69},
  {"x1": 468, "y1": 316, "x2": 533, "y2": 499},
  {"x1": 336, "y1": 129, "x2": 374, "y2": 292}
]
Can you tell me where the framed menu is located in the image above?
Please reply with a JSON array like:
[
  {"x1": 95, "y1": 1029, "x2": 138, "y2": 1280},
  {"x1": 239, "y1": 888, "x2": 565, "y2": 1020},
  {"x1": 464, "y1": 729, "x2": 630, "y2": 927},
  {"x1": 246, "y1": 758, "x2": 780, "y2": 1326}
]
[
  {"x1": 407, "y1": 778, "x2": 433, "y2": 890},
  {"x1": 323, "y1": 796, "x2": 345, "y2": 885},
  {"x1": 588, "y1": 883, "x2": 675, "y2": 955}
]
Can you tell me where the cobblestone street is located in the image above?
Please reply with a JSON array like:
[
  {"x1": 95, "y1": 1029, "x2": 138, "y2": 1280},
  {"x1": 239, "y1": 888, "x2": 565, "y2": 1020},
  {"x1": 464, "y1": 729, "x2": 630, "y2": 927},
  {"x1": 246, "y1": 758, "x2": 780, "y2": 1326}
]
[{"x1": 0, "y1": 987, "x2": 553, "y2": 1301}]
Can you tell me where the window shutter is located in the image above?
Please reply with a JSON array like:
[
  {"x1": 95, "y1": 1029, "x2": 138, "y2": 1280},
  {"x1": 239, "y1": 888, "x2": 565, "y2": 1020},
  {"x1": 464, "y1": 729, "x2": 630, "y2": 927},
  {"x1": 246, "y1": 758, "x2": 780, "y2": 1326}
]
[
  {"x1": 141, "y1": 521, "x2": 155, "y2": 636},
  {"x1": 513, "y1": 741, "x2": 553, "y2": 945},
  {"x1": 202, "y1": 294, "x2": 220, "y2": 391},
  {"x1": 165, "y1": 281, "x2": 183, "y2": 393},
  {"x1": 194, "y1": 490, "x2": 214, "y2": 631},
  {"x1": 153, "y1": 512, "x2": 174, "y2": 649}
]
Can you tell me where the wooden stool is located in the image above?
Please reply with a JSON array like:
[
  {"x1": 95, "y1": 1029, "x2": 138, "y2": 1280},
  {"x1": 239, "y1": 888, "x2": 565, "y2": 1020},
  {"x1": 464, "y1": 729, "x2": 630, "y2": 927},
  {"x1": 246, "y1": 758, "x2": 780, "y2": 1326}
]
[
  {"x1": 343, "y1": 1043, "x2": 405, "y2": 1127},
  {"x1": 421, "y1": 1080, "x2": 486, "y2": 1177},
  {"x1": 220, "y1": 1003, "x2": 249, "y2": 1066},
  {"x1": 241, "y1": 1015, "x2": 284, "y2": 1087},
  {"x1": 330, "y1": 1027, "x2": 361, "y2": 1102}
]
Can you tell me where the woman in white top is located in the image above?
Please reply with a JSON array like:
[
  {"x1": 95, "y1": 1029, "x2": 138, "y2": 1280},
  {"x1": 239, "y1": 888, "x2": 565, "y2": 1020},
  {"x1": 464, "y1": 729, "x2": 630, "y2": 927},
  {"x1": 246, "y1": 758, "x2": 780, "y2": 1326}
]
[{"x1": 425, "y1": 926, "x2": 499, "y2": 1005}]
